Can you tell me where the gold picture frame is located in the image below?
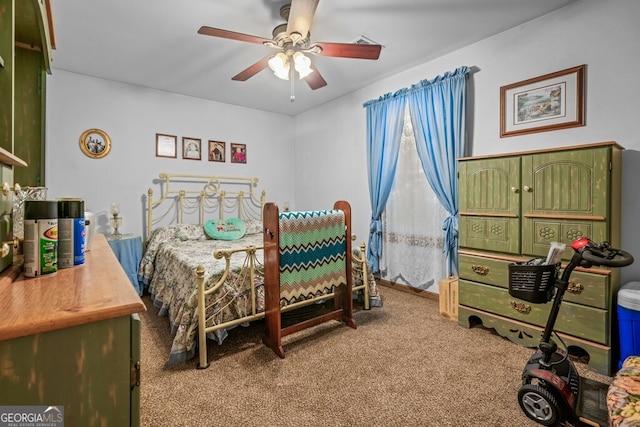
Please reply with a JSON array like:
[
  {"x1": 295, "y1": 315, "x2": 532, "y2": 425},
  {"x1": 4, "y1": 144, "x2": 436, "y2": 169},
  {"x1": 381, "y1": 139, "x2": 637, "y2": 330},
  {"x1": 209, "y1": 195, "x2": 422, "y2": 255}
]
[
  {"x1": 79, "y1": 128, "x2": 112, "y2": 158},
  {"x1": 500, "y1": 65, "x2": 585, "y2": 138}
]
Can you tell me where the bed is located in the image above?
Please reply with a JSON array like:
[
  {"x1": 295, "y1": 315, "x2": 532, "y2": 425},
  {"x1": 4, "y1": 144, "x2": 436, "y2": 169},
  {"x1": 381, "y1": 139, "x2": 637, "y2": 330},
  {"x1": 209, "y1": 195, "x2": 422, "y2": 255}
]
[{"x1": 139, "y1": 174, "x2": 382, "y2": 367}]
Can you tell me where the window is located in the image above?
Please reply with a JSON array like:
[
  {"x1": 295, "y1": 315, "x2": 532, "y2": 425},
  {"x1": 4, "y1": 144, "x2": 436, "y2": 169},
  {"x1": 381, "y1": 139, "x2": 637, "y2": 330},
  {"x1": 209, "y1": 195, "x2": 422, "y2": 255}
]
[{"x1": 380, "y1": 108, "x2": 447, "y2": 290}]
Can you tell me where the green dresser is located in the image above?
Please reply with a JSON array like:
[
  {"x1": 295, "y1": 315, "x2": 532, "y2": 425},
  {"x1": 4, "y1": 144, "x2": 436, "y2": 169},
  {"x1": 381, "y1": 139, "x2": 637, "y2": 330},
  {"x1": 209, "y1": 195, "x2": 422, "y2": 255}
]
[
  {"x1": 0, "y1": 235, "x2": 146, "y2": 426},
  {"x1": 457, "y1": 141, "x2": 623, "y2": 375}
]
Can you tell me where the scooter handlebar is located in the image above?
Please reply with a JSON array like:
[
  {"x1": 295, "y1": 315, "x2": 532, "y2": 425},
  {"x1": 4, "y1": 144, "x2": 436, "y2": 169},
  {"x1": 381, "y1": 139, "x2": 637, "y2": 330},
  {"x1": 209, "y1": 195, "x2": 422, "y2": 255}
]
[{"x1": 580, "y1": 241, "x2": 634, "y2": 268}]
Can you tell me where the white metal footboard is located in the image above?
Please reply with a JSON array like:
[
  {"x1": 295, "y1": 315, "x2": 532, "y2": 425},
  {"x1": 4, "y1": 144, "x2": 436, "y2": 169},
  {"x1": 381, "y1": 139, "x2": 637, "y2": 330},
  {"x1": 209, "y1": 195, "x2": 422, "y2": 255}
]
[
  {"x1": 195, "y1": 238, "x2": 372, "y2": 369},
  {"x1": 196, "y1": 244, "x2": 265, "y2": 369}
]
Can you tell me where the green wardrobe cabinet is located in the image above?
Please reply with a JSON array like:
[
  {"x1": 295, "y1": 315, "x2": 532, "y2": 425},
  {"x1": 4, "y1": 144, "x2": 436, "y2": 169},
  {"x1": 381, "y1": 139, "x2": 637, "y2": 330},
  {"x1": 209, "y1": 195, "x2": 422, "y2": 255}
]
[{"x1": 457, "y1": 141, "x2": 623, "y2": 375}]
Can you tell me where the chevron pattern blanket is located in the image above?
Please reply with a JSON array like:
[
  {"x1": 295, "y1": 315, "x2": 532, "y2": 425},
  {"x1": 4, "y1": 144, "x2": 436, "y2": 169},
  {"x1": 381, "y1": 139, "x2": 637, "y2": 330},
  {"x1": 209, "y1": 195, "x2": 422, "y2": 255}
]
[{"x1": 278, "y1": 210, "x2": 347, "y2": 306}]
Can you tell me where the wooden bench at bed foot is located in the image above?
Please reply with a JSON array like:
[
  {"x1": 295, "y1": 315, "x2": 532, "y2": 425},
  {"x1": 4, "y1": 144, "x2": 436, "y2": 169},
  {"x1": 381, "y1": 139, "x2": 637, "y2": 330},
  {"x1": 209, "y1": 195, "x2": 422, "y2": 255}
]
[{"x1": 608, "y1": 356, "x2": 640, "y2": 426}]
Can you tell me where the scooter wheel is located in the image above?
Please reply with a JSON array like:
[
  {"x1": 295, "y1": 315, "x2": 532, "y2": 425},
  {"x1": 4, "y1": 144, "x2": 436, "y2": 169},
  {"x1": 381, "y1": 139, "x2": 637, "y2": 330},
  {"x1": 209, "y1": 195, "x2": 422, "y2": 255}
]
[{"x1": 518, "y1": 384, "x2": 562, "y2": 426}]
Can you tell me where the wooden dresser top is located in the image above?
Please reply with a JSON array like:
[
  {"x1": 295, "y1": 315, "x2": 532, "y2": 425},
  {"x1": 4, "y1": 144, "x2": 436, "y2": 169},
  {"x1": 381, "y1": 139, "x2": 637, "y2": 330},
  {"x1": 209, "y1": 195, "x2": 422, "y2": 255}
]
[{"x1": 0, "y1": 234, "x2": 146, "y2": 341}]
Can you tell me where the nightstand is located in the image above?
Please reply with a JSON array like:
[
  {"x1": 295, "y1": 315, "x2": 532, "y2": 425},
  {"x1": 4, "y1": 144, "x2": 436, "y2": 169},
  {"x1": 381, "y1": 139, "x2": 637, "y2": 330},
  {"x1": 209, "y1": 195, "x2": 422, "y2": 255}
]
[{"x1": 107, "y1": 234, "x2": 143, "y2": 295}]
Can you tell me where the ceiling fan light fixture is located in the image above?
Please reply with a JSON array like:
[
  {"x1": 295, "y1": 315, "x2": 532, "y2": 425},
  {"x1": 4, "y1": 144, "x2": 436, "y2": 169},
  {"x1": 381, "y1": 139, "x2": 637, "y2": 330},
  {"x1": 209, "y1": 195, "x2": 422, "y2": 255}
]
[
  {"x1": 293, "y1": 51, "x2": 313, "y2": 79},
  {"x1": 268, "y1": 52, "x2": 290, "y2": 80}
]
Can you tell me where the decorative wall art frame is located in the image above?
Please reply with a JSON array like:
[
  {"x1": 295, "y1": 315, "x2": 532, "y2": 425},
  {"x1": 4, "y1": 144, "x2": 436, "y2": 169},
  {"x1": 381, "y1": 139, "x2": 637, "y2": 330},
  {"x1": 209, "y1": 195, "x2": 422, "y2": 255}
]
[
  {"x1": 182, "y1": 137, "x2": 202, "y2": 160},
  {"x1": 156, "y1": 133, "x2": 177, "y2": 158},
  {"x1": 79, "y1": 128, "x2": 111, "y2": 158},
  {"x1": 230, "y1": 143, "x2": 247, "y2": 164},
  {"x1": 500, "y1": 64, "x2": 585, "y2": 138},
  {"x1": 208, "y1": 140, "x2": 225, "y2": 162}
]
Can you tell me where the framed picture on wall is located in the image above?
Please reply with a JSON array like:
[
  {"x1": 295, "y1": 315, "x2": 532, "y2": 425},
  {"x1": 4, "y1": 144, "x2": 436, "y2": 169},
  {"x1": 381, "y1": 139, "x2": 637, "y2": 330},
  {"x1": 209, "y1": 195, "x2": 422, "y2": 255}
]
[
  {"x1": 182, "y1": 137, "x2": 202, "y2": 160},
  {"x1": 79, "y1": 128, "x2": 111, "y2": 159},
  {"x1": 156, "y1": 133, "x2": 177, "y2": 158},
  {"x1": 208, "y1": 140, "x2": 225, "y2": 162},
  {"x1": 230, "y1": 143, "x2": 247, "y2": 164},
  {"x1": 500, "y1": 65, "x2": 585, "y2": 138}
]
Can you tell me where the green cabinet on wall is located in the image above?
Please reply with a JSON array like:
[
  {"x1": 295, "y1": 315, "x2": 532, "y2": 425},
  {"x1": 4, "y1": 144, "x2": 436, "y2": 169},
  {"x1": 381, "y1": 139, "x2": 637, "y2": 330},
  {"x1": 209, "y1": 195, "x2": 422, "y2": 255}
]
[
  {"x1": 0, "y1": 0, "x2": 53, "y2": 187},
  {"x1": 457, "y1": 141, "x2": 623, "y2": 375}
]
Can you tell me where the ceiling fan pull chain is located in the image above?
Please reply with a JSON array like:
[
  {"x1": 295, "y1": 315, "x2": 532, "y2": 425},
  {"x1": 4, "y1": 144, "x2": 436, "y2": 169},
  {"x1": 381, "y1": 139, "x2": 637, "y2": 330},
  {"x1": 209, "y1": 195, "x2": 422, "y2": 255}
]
[{"x1": 290, "y1": 63, "x2": 296, "y2": 102}]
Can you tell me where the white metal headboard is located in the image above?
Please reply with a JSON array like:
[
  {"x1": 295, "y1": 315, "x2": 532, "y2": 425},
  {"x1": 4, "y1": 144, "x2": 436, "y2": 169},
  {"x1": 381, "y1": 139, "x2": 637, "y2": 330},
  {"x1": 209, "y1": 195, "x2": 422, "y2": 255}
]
[{"x1": 146, "y1": 173, "x2": 265, "y2": 239}]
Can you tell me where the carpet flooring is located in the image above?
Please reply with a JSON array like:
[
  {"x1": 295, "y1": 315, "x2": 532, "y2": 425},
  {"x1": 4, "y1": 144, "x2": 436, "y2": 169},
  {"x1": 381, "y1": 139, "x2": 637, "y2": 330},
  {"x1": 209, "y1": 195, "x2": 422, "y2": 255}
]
[{"x1": 139, "y1": 286, "x2": 610, "y2": 426}]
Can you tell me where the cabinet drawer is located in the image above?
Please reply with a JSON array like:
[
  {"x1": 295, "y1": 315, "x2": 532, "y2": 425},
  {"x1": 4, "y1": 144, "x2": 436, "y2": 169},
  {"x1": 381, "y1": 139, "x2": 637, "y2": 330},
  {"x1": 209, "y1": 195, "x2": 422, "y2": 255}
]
[
  {"x1": 459, "y1": 279, "x2": 608, "y2": 344},
  {"x1": 561, "y1": 269, "x2": 609, "y2": 309},
  {"x1": 459, "y1": 254, "x2": 513, "y2": 287},
  {"x1": 459, "y1": 254, "x2": 609, "y2": 309}
]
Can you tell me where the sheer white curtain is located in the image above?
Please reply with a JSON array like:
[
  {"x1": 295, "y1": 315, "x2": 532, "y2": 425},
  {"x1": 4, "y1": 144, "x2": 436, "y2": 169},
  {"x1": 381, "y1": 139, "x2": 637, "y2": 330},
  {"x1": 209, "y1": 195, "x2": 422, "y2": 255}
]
[{"x1": 380, "y1": 108, "x2": 447, "y2": 291}]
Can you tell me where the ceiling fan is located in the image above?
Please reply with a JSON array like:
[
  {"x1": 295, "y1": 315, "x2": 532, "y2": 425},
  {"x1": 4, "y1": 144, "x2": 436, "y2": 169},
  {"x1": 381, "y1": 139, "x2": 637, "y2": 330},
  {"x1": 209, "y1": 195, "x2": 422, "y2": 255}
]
[{"x1": 197, "y1": 0, "x2": 382, "y2": 98}]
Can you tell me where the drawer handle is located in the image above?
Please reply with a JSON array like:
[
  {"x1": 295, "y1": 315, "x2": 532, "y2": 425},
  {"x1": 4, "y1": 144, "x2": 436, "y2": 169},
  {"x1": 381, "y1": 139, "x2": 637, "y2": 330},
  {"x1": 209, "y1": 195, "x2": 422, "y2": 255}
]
[
  {"x1": 471, "y1": 265, "x2": 489, "y2": 275},
  {"x1": 511, "y1": 300, "x2": 531, "y2": 314},
  {"x1": 567, "y1": 281, "x2": 584, "y2": 294}
]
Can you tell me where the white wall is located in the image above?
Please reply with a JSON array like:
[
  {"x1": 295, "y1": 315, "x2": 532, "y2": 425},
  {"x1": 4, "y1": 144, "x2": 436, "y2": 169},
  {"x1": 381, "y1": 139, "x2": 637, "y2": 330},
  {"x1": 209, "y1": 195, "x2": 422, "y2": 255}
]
[
  {"x1": 46, "y1": 71, "x2": 295, "y2": 238},
  {"x1": 294, "y1": 0, "x2": 640, "y2": 285},
  {"x1": 46, "y1": 0, "x2": 640, "y2": 285}
]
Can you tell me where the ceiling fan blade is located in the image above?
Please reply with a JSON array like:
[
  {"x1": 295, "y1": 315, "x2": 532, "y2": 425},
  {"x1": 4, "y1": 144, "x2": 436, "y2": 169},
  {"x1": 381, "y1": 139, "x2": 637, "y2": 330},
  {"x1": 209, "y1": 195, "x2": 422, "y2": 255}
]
[
  {"x1": 232, "y1": 56, "x2": 271, "y2": 81},
  {"x1": 198, "y1": 26, "x2": 272, "y2": 45},
  {"x1": 311, "y1": 42, "x2": 382, "y2": 60},
  {"x1": 304, "y1": 65, "x2": 327, "y2": 90},
  {"x1": 286, "y1": 0, "x2": 319, "y2": 39}
]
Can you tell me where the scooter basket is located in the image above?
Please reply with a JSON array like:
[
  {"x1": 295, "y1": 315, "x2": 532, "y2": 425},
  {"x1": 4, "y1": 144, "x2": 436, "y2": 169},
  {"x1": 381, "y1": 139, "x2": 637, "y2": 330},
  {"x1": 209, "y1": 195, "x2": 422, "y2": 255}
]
[{"x1": 508, "y1": 261, "x2": 559, "y2": 303}]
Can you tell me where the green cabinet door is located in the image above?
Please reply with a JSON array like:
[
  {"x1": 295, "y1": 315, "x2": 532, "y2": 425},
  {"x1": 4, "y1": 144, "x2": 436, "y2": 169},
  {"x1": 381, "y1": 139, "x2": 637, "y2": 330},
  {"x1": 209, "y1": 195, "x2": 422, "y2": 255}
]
[
  {"x1": 521, "y1": 147, "x2": 612, "y2": 258},
  {"x1": 14, "y1": 48, "x2": 46, "y2": 187},
  {"x1": 0, "y1": 315, "x2": 140, "y2": 426},
  {"x1": 459, "y1": 156, "x2": 521, "y2": 254},
  {"x1": 130, "y1": 313, "x2": 141, "y2": 427},
  {"x1": 0, "y1": 0, "x2": 15, "y2": 154}
]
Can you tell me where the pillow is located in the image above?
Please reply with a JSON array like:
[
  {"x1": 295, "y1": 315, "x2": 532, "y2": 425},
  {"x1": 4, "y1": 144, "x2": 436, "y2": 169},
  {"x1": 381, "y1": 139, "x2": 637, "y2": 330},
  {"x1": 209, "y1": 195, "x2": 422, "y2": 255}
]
[
  {"x1": 175, "y1": 224, "x2": 206, "y2": 241},
  {"x1": 204, "y1": 218, "x2": 246, "y2": 241},
  {"x1": 244, "y1": 219, "x2": 262, "y2": 235}
]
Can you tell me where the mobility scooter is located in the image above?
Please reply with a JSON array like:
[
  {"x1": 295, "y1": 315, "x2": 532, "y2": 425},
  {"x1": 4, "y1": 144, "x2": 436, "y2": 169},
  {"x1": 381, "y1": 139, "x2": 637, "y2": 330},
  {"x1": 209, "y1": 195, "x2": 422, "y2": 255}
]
[{"x1": 511, "y1": 238, "x2": 634, "y2": 426}]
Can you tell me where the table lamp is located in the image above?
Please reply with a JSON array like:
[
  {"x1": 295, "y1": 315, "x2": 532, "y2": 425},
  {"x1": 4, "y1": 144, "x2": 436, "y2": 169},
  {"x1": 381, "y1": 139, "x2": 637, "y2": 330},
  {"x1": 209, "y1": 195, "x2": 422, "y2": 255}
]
[{"x1": 110, "y1": 203, "x2": 123, "y2": 239}]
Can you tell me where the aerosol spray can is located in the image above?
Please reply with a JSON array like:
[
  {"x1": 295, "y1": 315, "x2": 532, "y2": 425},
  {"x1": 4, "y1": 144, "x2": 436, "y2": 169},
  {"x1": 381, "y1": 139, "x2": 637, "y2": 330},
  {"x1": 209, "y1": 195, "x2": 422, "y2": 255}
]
[
  {"x1": 23, "y1": 200, "x2": 58, "y2": 277},
  {"x1": 57, "y1": 198, "x2": 86, "y2": 268}
]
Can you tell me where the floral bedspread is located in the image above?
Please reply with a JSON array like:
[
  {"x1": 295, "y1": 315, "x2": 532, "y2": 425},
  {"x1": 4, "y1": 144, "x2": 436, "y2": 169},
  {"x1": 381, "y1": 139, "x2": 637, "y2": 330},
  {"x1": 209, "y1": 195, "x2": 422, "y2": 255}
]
[
  {"x1": 608, "y1": 356, "x2": 640, "y2": 426},
  {"x1": 139, "y1": 224, "x2": 265, "y2": 365},
  {"x1": 139, "y1": 223, "x2": 382, "y2": 366}
]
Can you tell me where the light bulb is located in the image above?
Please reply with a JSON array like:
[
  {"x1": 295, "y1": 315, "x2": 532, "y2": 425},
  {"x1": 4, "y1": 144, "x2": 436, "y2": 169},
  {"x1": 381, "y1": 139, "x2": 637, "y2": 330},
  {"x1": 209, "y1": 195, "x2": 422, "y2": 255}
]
[
  {"x1": 268, "y1": 52, "x2": 290, "y2": 80},
  {"x1": 293, "y1": 52, "x2": 313, "y2": 79}
]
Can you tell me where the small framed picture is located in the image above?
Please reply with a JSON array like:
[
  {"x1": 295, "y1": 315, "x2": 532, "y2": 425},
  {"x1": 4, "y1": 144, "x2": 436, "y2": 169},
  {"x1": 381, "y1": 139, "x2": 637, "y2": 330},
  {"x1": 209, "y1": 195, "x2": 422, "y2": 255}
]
[
  {"x1": 156, "y1": 133, "x2": 177, "y2": 158},
  {"x1": 500, "y1": 65, "x2": 585, "y2": 138},
  {"x1": 208, "y1": 140, "x2": 225, "y2": 162},
  {"x1": 79, "y1": 128, "x2": 111, "y2": 159},
  {"x1": 230, "y1": 143, "x2": 247, "y2": 164},
  {"x1": 182, "y1": 137, "x2": 202, "y2": 160}
]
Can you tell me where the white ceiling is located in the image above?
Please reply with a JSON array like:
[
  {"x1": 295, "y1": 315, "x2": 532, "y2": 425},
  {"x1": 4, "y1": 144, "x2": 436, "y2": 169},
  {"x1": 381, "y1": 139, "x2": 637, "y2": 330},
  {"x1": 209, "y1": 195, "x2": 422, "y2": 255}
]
[{"x1": 49, "y1": 0, "x2": 579, "y2": 116}]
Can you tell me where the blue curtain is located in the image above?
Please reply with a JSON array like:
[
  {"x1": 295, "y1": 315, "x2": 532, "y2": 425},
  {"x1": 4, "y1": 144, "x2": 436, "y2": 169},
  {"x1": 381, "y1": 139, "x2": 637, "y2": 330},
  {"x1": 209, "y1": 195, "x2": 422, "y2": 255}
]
[
  {"x1": 362, "y1": 91, "x2": 406, "y2": 273},
  {"x1": 407, "y1": 66, "x2": 469, "y2": 276}
]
